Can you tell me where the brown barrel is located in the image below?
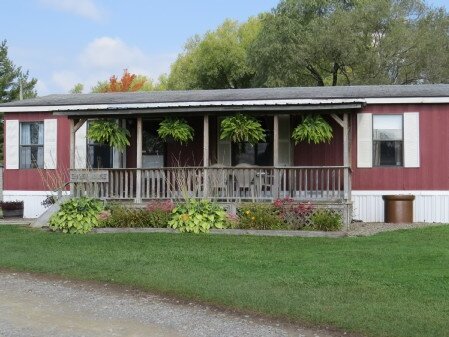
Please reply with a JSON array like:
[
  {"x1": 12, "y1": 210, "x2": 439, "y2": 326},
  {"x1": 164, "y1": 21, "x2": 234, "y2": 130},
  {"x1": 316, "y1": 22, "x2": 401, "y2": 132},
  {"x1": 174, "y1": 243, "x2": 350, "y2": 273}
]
[{"x1": 382, "y1": 195, "x2": 415, "y2": 223}]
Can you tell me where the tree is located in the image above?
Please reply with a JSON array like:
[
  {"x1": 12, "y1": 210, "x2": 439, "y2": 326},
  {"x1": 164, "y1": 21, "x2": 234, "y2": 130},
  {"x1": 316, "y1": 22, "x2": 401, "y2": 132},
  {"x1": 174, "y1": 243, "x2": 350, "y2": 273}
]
[
  {"x1": 0, "y1": 40, "x2": 37, "y2": 162},
  {"x1": 166, "y1": 18, "x2": 262, "y2": 90},
  {"x1": 91, "y1": 69, "x2": 155, "y2": 92},
  {"x1": 248, "y1": 0, "x2": 449, "y2": 87},
  {"x1": 0, "y1": 40, "x2": 37, "y2": 102},
  {"x1": 70, "y1": 83, "x2": 84, "y2": 94}
]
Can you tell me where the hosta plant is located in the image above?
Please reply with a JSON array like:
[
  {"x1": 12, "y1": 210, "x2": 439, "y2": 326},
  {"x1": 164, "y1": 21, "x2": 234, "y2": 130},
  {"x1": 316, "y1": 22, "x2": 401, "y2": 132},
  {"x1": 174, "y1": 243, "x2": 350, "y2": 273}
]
[
  {"x1": 87, "y1": 120, "x2": 130, "y2": 150},
  {"x1": 291, "y1": 114, "x2": 333, "y2": 144},
  {"x1": 49, "y1": 197, "x2": 103, "y2": 234},
  {"x1": 168, "y1": 200, "x2": 226, "y2": 233},
  {"x1": 220, "y1": 114, "x2": 266, "y2": 145},
  {"x1": 158, "y1": 118, "x2": 194, "y2": 144}
]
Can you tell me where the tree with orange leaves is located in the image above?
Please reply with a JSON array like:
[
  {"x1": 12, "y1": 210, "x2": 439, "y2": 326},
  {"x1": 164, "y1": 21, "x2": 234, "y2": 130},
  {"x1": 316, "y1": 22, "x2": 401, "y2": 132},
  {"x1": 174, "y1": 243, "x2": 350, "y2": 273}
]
[{"x1": 91, "y1": 69, "x2": 154, "y2": 93}]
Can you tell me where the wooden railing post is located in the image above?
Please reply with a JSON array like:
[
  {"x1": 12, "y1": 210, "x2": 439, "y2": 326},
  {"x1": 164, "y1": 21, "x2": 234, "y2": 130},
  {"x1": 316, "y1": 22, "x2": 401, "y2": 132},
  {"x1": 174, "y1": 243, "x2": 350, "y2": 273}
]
[
  {"x1": 135, "y1": 117, "x2": 143, "y2": 203},
  {"x1": 203, "y1": 115, "x2": 209, "y2": 199},
  {"x1": 343, "y1": 113, "x2": 351, "y2": 201},
  {"x1": 273, "y1": 115, "x2": 280, "y2": 199},
  {"x1": 69, "y1": 118, "x2": 75, "y2": 196}
]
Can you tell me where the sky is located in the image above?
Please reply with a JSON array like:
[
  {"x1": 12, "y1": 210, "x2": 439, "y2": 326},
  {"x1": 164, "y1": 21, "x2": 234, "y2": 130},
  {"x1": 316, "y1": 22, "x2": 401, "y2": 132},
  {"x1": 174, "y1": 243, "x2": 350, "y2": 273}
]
[{"x1": 1, "y1": 0, "x2": 449, "y2": 96}]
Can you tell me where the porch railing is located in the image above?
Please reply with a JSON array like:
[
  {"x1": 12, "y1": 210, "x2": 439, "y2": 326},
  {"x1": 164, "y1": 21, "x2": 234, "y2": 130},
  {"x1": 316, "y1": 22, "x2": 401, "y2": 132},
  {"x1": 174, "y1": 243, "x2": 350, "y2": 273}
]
[{"x1": 72, "y1": 166, "x2": 350, "y2": 202}]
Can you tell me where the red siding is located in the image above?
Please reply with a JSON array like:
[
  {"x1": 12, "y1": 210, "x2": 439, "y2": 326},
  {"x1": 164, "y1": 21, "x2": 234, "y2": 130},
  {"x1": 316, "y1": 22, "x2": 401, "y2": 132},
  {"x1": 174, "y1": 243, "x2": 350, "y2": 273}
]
[
  {"x1": 4, "y1": 112, "x2": 71, "y2": 191},
  {"x1": 352, "y1": 104, "x2": 449, "y2": 190},
  {"x1": 293, "y1": 115, "x2": 343, "y2": 166},
  {"x1": 126, "y1": 119, "x2": 137, "y2": 168},
  {"x1": 166, "y1": 117, "x2": 203, "y2": 166},
  {"x1": 127, "y1": 117, "x2": 204, "y2": 167},
  {"x1": 4, "y1": 102, "x2": 448, "y2": 193}
]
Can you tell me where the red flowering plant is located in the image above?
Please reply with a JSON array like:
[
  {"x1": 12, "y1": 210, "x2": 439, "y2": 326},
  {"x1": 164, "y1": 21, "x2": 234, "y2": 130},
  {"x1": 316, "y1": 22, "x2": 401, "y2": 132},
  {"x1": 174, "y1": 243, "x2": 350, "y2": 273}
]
[
  {"x1": 273, "y1": 197, "x2": 314, "y2": 230},
  {"x1": 146, "y1": 200, "x2": 175, "y2": 213},
  {"x1": 98, "y1": 210, "x2": 111, "y2": 221},
  {"x1": 224, "y1": 213, "x2": 240, "y2": 228}
]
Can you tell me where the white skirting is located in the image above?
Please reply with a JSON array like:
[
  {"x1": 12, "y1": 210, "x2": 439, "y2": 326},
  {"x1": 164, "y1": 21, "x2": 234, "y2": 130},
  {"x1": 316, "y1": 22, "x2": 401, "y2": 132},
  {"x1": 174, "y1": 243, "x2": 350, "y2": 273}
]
[
  {"x1": 2, "y1": 190, "x2": 68, "y2": 219},
  {"x1": 352, "y1": 190, "x2": 449, "y2": 223}
]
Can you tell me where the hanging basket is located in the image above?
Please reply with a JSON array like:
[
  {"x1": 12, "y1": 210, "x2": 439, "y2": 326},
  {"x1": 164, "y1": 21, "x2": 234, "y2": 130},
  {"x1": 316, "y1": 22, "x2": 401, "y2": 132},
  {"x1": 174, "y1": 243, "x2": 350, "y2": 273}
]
[
  {"x1": 87, "y1": 120, "x2": 130, "y2": 150},
  {"x1": 157, "y1": 118, "x2": 194, "y2": 145},
  {"x1": 219, "y1": 114, "x2": 266, "y2": 145},
  {"x1": 291, "y1": 114, "x2": 333, "y2": 145}
]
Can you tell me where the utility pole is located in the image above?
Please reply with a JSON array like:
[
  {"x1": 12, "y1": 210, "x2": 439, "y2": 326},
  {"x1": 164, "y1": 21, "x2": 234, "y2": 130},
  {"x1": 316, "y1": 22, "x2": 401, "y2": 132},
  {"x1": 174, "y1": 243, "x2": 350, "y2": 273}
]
[{"x1": 19, "y1": 77, "x2": 23, "y2": 100}]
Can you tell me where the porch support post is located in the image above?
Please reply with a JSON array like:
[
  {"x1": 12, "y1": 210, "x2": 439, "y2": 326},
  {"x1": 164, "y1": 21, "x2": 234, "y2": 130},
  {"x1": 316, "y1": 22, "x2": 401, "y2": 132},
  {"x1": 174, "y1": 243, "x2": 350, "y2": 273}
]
[
  {"x1": 343, "y1": 113, "x2": 351, "y2": 201},
  {"x1": 273, "y1": 114, "x2": 280, "y2": 198},
  {"x1": 69, "y1": 118, "x2": 75, "y2": 196},
  {"x1": 273, "y1": 115, "x2": 279, "y2": 166},
  {"x1": 135, "y1": 117, "x2": 143, "y2": 203},
  {"x1": 121, "y1": 119, "x2": 127, "y2": 168},
  {"x1": 203, "y1": 114, "x2": 209, "y2": 199}
]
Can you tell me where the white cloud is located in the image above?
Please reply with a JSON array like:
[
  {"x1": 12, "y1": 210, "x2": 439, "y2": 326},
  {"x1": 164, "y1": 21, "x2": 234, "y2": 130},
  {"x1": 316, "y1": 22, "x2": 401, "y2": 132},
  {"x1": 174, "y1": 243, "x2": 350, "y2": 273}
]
[
  {"x1": 35, "y1": 80, "x2": 50, "y2": 96},
  {"x1": 39, "y1": 0, "x2": 104, "y2": 22},
  {"x1": 49, "y1": 36, "x2": 177, "y2": 93},
  {"x1": 80, "y1": 37, "x2": 147, "y2": 69},
  {"x1": 51, "y1": 71, "x2": 82, "y2": 93}
]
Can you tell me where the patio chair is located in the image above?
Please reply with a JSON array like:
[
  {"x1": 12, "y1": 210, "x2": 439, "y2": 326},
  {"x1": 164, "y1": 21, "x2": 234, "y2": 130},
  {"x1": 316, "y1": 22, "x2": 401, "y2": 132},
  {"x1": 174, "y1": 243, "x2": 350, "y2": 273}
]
[
  {"x1": 208, "y1": 164, "x2": 228, "y2": 199},
  {"x1": 234, "y1": 163, "x2": 257, "y2": 199}
]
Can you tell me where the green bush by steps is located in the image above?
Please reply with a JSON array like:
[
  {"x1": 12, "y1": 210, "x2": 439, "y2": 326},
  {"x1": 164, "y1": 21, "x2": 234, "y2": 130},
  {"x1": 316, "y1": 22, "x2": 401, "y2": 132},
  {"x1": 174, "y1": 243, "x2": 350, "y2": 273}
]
[{"x1": 49, "y1": 197, "x2": 103, "y2": 234}]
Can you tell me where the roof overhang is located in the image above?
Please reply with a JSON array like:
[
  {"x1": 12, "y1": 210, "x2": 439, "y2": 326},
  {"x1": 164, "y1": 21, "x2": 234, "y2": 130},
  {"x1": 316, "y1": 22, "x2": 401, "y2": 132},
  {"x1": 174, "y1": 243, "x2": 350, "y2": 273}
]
[{"x1": 0, "y1": 98, "x2": 366, "y2": 116}]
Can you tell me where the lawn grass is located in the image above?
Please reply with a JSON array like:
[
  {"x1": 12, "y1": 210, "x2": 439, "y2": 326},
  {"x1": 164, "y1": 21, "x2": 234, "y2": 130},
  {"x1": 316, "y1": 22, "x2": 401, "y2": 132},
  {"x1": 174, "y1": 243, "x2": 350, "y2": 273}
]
[{"x1": 1, "y1": 225, "x2": 449, "y2": 337}]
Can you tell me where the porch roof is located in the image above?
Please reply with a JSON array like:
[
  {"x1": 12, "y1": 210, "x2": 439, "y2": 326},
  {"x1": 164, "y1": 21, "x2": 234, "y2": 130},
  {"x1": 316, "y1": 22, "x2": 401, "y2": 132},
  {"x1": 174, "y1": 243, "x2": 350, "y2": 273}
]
[{"x1": 2, "y1": 84, "x2": 449, "y2": 115}]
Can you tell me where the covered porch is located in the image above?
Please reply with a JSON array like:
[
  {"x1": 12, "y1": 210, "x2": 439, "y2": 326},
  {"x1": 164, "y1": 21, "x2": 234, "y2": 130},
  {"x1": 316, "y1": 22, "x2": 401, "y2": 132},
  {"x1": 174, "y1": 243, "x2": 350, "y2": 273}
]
[{"x1": 64, "y1": 102, "x2": 358, "y2": 207}]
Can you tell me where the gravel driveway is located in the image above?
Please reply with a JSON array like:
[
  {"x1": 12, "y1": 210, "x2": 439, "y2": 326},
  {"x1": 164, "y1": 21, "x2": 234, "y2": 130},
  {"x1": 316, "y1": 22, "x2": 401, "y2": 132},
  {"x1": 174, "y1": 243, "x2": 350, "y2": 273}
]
[
  {"x1": 0, "y1": 272, "x2": 348, "y2": 337},
  {"x1": 347, "y1": 222, "x2": 447, "y2": 236}
]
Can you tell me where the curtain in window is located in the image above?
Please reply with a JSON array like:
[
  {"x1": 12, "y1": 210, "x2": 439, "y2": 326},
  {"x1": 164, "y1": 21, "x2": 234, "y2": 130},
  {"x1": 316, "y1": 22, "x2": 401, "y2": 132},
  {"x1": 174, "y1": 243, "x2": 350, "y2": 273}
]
[
  {"x1": 373, "y1": 142, "x2": 381, "y2": 166},
  {"x1": 20, "y1": 146, "x2": 44, "y2": 168},
  {"x1": 21, "y1": 123, "x2": 44, "y2": 145},
  {"x1": 394, "y1": 142, "x2": 402, "y2": 164}
]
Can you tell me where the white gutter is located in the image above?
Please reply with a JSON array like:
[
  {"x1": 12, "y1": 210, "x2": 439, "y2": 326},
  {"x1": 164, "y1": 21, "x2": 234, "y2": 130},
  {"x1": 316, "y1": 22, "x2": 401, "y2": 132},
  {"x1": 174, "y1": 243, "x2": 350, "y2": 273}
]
[{"x1": 365, "y1": 97, "x2": 449, "y2": 104}]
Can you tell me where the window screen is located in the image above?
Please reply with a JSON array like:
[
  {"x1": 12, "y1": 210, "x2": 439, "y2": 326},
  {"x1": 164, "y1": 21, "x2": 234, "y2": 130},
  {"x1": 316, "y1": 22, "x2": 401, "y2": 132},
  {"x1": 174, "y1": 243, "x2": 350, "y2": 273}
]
[
  {"x1": 20, "y1": 122, "x2": 44, "y2": 169},
  {"x1": 373, "y1": 115, "x2": 403, "y2": 166}
]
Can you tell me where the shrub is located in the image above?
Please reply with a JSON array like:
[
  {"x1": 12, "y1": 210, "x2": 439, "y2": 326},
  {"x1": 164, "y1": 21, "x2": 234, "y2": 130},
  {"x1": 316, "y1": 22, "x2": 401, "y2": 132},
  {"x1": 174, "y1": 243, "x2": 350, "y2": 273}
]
[
  {"x1": 274, "y1": 197, "x2": 314, "y2": 230},
  {"x1": 0, "y1": 200, "x2": 24, "y2": 210},
  {"x1": 224, "y1": 213, "x2": 240, "y2": 229},
  {"x1": 310, "y1": 209, "x2": 342, "y2": 231},
  {"x1": 49, "y1": 197, "x2": 103, "y2": 234},
  {"x1": 237, "y1": 203, "x2": 284, "y2": 230},
  {"x1": 169, "y1": 200, "x2": 226, "y2": 233},
  {"x1": 101, "y1": 203, "x2": 172, "y2": 228}
]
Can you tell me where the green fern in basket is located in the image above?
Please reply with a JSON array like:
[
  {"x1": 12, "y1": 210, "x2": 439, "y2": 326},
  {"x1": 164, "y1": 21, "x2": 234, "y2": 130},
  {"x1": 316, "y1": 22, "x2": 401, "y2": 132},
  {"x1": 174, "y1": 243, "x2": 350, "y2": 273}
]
[
  {"x1": 87, "y1": 120, "x2": 130, "y2": 150},
  {"x1": 220, "y1": 114, "x2": 266, "y2": 145},
  {"x1": 157, "y1": 118, "x2": 194, "y2": 145},
  {"x1": 292, "y1": 114, "x2": 333, "y2": 145}
]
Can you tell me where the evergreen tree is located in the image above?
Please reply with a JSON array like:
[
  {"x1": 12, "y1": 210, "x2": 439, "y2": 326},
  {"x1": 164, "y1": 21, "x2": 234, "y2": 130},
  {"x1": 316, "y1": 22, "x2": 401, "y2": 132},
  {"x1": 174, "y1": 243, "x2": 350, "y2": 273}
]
[
  {"x1": 0, "y1": 40, "x2": 37, "y2": 162},
  {"x1": 0, "y1": 40, "x2": 37, "y2": 102}
]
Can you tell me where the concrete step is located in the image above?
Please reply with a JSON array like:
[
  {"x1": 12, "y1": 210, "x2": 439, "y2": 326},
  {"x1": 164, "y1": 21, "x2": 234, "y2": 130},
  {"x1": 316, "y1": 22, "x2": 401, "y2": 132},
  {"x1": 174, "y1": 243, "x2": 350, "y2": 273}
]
[{"x1": 31, "y1": 196, "x2": 70, "y2": 228}]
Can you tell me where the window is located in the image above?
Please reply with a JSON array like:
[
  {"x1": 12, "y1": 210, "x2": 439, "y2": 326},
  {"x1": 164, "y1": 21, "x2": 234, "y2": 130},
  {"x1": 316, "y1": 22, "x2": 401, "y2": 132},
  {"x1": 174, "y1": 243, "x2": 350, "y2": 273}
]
[
  {"x1": 20, "y1": 122, "x2": 44, "y2": 169},
  {"x1": 142, "y1": 119, "x2": 165, "y2": 168},
  {"x1": 373, "y1": 115, "x2": 403, "y2": 166},
  {"x1": 231, "y1": 141, "x2": 273, "y2": 166},
  {"x1": 230, "y1": 118, "x2": 273, "y2": 166},
  {"x1": 87, "y1": 121, "x2": 112, "y2": 168}
]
